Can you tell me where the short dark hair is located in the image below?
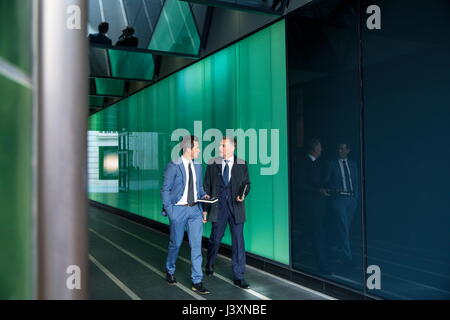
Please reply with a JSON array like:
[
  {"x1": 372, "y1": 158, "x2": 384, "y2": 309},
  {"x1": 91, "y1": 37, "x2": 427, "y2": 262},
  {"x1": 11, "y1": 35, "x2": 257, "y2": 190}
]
[
  {"x1": 181, "y1": 135, "x2": 198, "y2": 151},
  {"x1": 123, "y1": 26, "x2": 135, "y2": 35},
  {"x1": 98, "y1": 22, "x2": 109, "y2": 34},
  {"x1": 223, "y1": 136, "x2": 237, "y2": 148},
  {"x1": 306, "y1": 138, "x2": 321, "y2": 152},
  {"x1": 338, "y1": 142, "x2": 351, "y2": 150}
]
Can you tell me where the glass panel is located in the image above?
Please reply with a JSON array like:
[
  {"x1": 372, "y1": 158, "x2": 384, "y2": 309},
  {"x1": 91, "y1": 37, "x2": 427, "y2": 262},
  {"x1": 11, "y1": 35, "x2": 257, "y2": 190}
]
[
  {"x1": 108, "y1": 49, "x2": 155, "y2": 80},
  {"x1": 182, "y1": 0, "x2": 287, "y2": 15},
  {"x1": 0, "y1": 0, "x2": 33, "y2": 300},
  {"x1": 0, "y1": 75, "x2": 33, "y2": 299},
  {"x1": 287, "y1": 0, "x2": 365, "y2": 289},
  {"x1": 88, "y1": 21, "x2": 289, "y2": 263},
  {"x1": 362, "y1": 0, "x2": 450, "y2": 299},
  {"x1": 89, "y1": 96, "x2": 104, "y2": 107},
  {"x1": 0, "y1": 0, "x2": 32, "y2": 74},
  {"x1": 101, "y1": 0, "x2": 128, "y2": 45},
  {"x1": 87, "y1": 0, "x2": 102, "y2": 35},
  {"x1": 89, "y1": 47, "x2": 111, "y2": 78},
  {"x1": 88, "y1": 0, "x2": 164, "y2": 50},
  {"x1": 88, "y1": 113, "x2": 120, "y2": 204},
  {"x1": 94, "y1": 78, "x2": 125, "y2": 96},
  {"x1": 148, "y1": 0, "x2": 201, "y2": 56},
  {"x1": 190, "y1": 3, "x2": 208, "y2": 35},
  {"x1": 123, "y1": 0, "x2": 164, "y2": 48}
]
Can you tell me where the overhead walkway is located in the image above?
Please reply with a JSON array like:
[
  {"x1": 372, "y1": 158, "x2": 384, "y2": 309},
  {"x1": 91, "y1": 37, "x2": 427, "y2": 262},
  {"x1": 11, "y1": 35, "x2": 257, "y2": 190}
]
[{"x1": 88, "y1": 206, "x2": 336, "y2": 300}]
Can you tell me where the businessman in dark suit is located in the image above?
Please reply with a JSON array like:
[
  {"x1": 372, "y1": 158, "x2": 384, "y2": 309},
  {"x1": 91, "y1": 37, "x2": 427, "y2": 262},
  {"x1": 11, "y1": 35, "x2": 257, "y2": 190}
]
[
  {"x1": 115, "y1": 26, "x2": 139, "y2": 48},
  {"x1": 160, "y1": 135, "x2": 210, "y2": 294},
  {"x1": 203, "y1": 137, "x2": 251, "y2": 289},
  {"x1": 298, "y1": 138, "x2": 331, "y2": 274},
  {"x1": 326, "y1": 142, "x2": 358, "y2": 264},
  {"x1": 88, "y1": 22, "x2": 112, "y2": 45}
]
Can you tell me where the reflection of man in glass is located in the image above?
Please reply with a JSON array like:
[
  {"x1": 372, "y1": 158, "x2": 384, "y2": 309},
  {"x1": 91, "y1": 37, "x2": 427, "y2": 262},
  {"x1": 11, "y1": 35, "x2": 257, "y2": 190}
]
[
  {"x1": 326, "y1": 143, "x2": 358, "y2": 265},
  {"x1": 298, "y1": 139, "x2": 331, "y2": 274}
]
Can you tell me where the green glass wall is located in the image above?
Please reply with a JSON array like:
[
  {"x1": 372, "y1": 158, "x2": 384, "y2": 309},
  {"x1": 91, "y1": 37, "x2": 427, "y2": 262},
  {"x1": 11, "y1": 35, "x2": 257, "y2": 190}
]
[
  {"x1": 89, "y1": 20, "x2": 289, "y2": 264},
  {"x1": 0, "y1": 0, "x2": 33, "y2": 299}
]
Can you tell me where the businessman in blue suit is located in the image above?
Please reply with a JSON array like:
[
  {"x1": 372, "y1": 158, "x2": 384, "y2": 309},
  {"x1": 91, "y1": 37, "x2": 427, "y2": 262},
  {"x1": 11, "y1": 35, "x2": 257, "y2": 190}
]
[
  {"x1": 326, "y1": 142, "x2": 359, "y2": 264},
  {"x1": 161, "y1": 135, "x2": 210, "y2": 294}
]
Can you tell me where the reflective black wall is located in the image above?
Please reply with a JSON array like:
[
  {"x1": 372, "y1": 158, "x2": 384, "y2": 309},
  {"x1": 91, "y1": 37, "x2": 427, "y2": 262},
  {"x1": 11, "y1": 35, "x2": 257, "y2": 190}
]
[{"x1": 287, "y1": 0, "x2": 450, "y2": 299}]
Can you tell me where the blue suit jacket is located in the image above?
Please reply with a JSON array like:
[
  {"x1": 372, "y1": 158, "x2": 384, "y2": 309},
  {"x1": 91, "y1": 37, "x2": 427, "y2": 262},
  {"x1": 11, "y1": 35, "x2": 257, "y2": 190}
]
[
  {"x1": 326, "y1": 159, "x2": 359, "y2": 197},
  {"x1": 160, "y1": 158, "x2": 206, "y2": 217}
]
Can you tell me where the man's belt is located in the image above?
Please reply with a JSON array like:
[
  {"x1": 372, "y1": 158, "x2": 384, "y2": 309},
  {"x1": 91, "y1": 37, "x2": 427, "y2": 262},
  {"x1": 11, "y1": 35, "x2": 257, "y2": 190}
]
[{"x1": 180, "y1": 202, "x2": 198, "y2": 207}]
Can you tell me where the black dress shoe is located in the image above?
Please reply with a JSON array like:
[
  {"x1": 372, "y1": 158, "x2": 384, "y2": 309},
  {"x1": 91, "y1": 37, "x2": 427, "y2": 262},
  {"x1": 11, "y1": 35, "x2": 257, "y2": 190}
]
[
  {"x1": 166, "y1": 272, "x2": 177, "y2": 285},
  {"x1": 233, "y1": 279, "x2": 250, "y2": 289},
  {"x1": 191, "y1": 282, "x2": 210, "y2": 295},
  {"x1": 205, "y1": 265, "x2": 214, "y2": 276}
]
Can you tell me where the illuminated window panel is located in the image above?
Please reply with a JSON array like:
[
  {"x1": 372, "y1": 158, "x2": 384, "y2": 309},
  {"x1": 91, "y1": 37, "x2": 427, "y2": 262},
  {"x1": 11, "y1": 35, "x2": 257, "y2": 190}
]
[
  {"x1": 94, "y1": 78, "x2": 125, "y2": 97},
  {"x1": 148, "y1": 0, "x2": 201, "y2": 56},
  {"x1": 99, "y1": 146, "x2": 119, "y2": 180},
  {"x1": 108, "y1": 49, "x2": 155, "y2": 81}
]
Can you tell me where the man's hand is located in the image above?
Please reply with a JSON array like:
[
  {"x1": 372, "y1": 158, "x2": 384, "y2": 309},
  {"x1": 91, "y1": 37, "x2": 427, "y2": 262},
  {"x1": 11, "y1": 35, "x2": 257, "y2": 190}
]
[
  {"x1": 202, "y1": 211, "x2": 208, "y2": 223},
  {"x1": 236, "y1": 195, "x2": 245, "y2": 202}
]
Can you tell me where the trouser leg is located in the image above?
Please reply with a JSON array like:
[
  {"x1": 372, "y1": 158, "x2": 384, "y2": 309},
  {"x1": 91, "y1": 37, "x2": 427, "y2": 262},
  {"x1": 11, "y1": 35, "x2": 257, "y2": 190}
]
[
  {"x1": 186, "y1": 206, "x2": 204, "y2": 284},
  {"x1": 206, "y1": 211, "x2": 228, "y2": 268},
  {"x1": 228, "y1": 214, "x2": 246, "y2": 280},
  {"x1": 166, "y1": 206, "x2": 188, "y2": 275}
]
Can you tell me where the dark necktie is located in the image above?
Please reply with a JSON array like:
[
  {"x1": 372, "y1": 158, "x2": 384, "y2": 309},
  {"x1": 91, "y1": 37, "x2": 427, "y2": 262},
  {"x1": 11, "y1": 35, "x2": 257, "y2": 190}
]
[
  {"x1": 187, "y1": 162, "x2": 194, "y2": 204},
  {"x1": 223, "y1": 160, "x2": 229, "y2": 185},
  {"x1": 343, "y1": 160, "x2": 352, "y2": 192}
]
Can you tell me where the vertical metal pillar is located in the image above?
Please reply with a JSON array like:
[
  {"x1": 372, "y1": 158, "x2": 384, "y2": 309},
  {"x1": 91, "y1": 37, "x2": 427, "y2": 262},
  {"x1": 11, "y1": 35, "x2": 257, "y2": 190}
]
[{"x1": 37, "y1": 0, "x2": 88, "y2": 299}]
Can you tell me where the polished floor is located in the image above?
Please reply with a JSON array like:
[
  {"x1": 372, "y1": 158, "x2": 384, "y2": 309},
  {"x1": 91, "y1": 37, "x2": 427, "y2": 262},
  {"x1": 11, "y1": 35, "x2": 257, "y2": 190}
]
[{"x1": 88, "y1": 206, "x2": 336, "y2": 300}]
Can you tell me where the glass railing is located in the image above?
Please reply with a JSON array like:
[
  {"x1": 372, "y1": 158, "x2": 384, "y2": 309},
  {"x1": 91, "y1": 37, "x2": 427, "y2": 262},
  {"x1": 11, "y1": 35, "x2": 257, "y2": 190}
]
[{"x1": 93, "y1": 78, "x2": 125, "y2": 97}]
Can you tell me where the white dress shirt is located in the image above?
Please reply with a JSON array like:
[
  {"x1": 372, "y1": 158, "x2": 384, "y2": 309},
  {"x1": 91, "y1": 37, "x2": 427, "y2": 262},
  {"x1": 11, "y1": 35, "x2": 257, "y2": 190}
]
[
  {"x1": 308, "y1": 154, "x2": 317, "y2": 162},
  {"x1": 338, "y1": 158, "x2": 353, "y2": 192},
  {"x1": 221, "y1": 156, "x2": 234, "y2": 183},
  {"x1": 176, "y1": 156, "x2": 197, "y2": 205}
]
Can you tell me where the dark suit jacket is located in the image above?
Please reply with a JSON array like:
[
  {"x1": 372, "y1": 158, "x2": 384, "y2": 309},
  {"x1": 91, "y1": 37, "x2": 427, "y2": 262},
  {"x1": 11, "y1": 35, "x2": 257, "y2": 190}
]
[
  {"x1": 88, "y1": 33, "x2": 112, "y2": 45},
  {"x1": 203, "y1": 156, "x2": 250, "y2": 224},
  {"x1": 297, "y1": 154, "x2": 327, "y2": 217},
  {"x1": 116, "y1": 36, "x2": 139, "y2": 48},
  {"x1": 298, "y1": 154, "x2": 325, "y2": 198},
  {"x1": 326, "y1": 159, "x2": 359, "y2": 197}
]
